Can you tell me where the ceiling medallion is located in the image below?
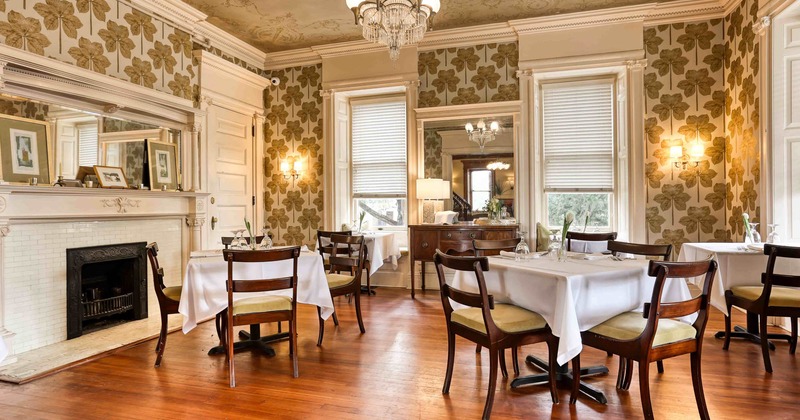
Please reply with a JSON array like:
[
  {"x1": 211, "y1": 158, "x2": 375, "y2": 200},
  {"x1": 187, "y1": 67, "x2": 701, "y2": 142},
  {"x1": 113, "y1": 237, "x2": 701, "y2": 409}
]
[
  {"x1": 465, "y1": 120, "x2": 499, "y2": 151},
  {"x1": 345, "y1": 0, "x2": 440, "y2": 61}
]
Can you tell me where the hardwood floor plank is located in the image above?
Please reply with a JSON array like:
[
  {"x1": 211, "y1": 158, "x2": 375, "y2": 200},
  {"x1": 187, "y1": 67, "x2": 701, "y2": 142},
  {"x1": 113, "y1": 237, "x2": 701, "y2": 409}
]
[{"x1": 1, "y1": 288, "x2": 798, "y2": 419}]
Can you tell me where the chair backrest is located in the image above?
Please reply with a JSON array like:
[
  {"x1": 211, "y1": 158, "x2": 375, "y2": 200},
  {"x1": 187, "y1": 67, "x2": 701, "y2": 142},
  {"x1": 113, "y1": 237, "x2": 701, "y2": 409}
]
[
  {"x1": 434, "y1": 250, "x2": 506, "y2": 338},
  {"x1": 639, "y1": 260, "x2": 718, "y2": 349},
  {"x1": 222, "y1": 234, "x2": 272, "y2": 249},
  {"x1": 317, "y1": 230, "x2": 352, "y2": 258},
  {"x1": 146, "y1": 242, "x2": 169, "y2": 299},
  {"x1": 607, "y1": 240, "x2": 672, "y2": 261},
  {"x1": 223, "y1": 247, "x2": 301, "y2": 310},
  {"x1": 328, "y1": 234, "x2": 366, "y2": 277},
  {"x1": 472, "y1": 238, "x2": 521, "y2": 257},
  {"x1": 760, "y1": 244, "x2": 800, "y2": 302},
  {"x1": 566, "y1": 231, "x2": 618, "y2": 252}
]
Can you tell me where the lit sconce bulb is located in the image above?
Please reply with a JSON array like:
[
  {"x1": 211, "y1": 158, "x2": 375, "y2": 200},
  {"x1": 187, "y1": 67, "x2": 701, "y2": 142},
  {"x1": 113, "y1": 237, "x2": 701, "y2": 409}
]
[
  {"x1": 669, "y1": 145, "x2": 683, "y2": 159},
  {"x1": 293, "y1": 160, "x2": 302, "y2": 172},
  {"x1": 477, "y1": 120, "x2": 486, "y2": 130},
  {"x1": 465, "y1": 122, "x2": 474, "y2": 132},
  {"x1": 490, "y1": 121, "x2": 499, "y2": 132},
  {"x1": 280, "y1": 161, "x2": 290, "y2": 172},
  {"x1": 689, "y1": 142, "x2": 704, "y2": 160}
]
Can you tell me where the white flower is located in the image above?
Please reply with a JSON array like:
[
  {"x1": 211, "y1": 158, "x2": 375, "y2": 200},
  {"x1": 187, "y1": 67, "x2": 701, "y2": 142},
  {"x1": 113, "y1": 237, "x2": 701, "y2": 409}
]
[
  {"x1": 742, "y1": 212, "x2": 750, "y2": 220},
  {"x1": 565, "y1": 211, "x2": 575, "y2": 224}
]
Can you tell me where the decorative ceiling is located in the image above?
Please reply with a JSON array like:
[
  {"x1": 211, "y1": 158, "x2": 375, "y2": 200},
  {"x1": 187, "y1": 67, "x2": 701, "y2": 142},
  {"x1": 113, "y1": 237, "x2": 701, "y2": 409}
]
[{"x1": 181, "y1": 0, "x2": 679, "y2": 53}]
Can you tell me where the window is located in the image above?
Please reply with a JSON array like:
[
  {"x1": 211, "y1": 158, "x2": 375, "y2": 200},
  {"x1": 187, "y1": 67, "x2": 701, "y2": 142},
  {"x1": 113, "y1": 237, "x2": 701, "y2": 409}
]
[
  {"x1": 77, "y1": 123, "x2": 98, "y2": 167},
  {"x1": 469, "y1": 169, "x2": 492, "y2": 211},
  {"x1": 542, "y1": 78, "x2": 615, "y2": 229},
  {"x1": 351, "y1": 97, "x2": 407, "y2": 228}
]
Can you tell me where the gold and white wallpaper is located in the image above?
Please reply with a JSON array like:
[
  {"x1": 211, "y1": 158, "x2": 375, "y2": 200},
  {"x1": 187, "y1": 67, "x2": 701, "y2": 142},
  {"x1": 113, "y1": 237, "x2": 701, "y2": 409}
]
[
  {"x1": 0, "y1": 98, "x2": 49, "y2": 120},
  {"x1": 0, "y1": 0, "x2": 198, "y2": 101},
  {"x1": 264, "y1": 64, "x2": 323, "y2": 249},
  {"x1": 423, "y1": 128, "x2": 443, "y2": 179},
  {"x1": 418, "y1": 42, "x2": 519, "y2": 108},
  {"x1": 644, "y1": 19, "x2": 727, "y2": 256},
  {"x1": 725, "y1": 0, "x2": 760, "y2": 241}
]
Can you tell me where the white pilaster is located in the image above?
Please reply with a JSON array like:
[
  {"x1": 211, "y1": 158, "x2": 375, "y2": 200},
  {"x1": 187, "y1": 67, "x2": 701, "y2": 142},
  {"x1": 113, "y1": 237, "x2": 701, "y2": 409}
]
[{"x1": 626, "y1": 59, "x2": 648, "y2": 244}]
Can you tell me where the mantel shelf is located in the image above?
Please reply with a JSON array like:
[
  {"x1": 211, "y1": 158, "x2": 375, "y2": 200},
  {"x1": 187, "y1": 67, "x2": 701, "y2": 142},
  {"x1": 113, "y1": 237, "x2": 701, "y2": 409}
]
[{"x1": 0, "y1": 186, "x2": 209, "y2": 198}]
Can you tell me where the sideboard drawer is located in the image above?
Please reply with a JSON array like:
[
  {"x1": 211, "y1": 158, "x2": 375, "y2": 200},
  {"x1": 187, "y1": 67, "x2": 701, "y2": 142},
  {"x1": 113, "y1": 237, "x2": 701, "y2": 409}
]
[
  {"x1": 484, "y1": 229, "x2": 515, "y2": 240},
  {"x1": 440, "y1": 230, "x2": 481, "y2": 241},
  {"x1": 412, "y1": 230, "x2": 438, "y2": 260}
]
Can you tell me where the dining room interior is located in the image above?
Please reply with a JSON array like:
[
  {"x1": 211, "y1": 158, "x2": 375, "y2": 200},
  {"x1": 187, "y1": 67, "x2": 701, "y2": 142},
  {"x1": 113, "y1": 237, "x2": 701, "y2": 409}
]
[{"x1": 0, "y1": 0, "x2": 799, "y2": 418}]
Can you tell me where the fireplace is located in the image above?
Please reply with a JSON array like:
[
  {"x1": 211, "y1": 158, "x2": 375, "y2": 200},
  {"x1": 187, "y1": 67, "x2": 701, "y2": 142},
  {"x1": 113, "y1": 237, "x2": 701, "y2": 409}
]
[{"x1": 66, "y1": 242, "x2": 148, "y2": 339}]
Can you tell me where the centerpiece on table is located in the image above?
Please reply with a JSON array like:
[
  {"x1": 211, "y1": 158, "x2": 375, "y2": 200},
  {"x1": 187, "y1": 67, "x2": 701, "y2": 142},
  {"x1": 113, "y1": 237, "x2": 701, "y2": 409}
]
[
  {"x1": 558, "y1": 211, "x2": 574, "y2": 262},
  {"x1": 485, "y1": 197, "x2": 503, "y2": 223}
]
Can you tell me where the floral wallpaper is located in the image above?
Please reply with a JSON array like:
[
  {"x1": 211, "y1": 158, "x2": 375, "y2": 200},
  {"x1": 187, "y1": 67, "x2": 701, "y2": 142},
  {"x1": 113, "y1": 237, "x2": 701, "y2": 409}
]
[
  {"x1": 194, "y1": 42, "x2": 268, "y2": 78},
  {"x1": 423, "y1": 128, "x2": 442, "y2": 179},
  {"x1": 264, "y1": 64, "x2": 323, "y2": 248},
  {"x1": 101, "y1": 117, "x2": 159, "y2": 133},
  {"x1": 418, "y1": 42, "x2": 519, "y2": 108},
  {"x1": 725, "y1": 0, "x2": 760, "y2": 241},
  {"x1": 643, "y1": 19, "x2": 727, "y2": 257},
  {"x1": 0, "y1": 98, "x2": 49, "y2": 120},
  {"x1": 0, "y1": 0, "x2": 198, "y2": 101}
]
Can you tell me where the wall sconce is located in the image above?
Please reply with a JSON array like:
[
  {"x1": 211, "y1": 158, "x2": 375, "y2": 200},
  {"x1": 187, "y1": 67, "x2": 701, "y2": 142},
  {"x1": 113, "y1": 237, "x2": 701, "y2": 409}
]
[
  {"x1": 670, "y1": 131, "x2": 705, "y2": 169},
  {"x1": 280, "y1": 158, "x2": 303, "y2": 180}
]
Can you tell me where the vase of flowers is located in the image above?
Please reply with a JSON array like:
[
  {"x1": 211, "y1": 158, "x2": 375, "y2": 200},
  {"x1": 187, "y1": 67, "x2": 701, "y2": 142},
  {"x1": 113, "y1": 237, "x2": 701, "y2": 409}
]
[
  {"x1": 486, "y1": 197, "x2": 503, "y2": 223},
  {"x1": 244, "y1": 218, "x2": 256, "y2": 250},
  {"x1": 558, "y1": 211, "x2": 574, "y2": 262}
]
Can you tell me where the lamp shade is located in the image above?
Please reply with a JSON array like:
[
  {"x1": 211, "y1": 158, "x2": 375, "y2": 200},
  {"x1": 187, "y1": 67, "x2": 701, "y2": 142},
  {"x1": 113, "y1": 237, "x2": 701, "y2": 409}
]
[
  {"x1": 417, "y1": 178, "x2": 443, "y2": 199},
  {"x1": 438, "y1": 180, "x2": 451, "y2": 199}
]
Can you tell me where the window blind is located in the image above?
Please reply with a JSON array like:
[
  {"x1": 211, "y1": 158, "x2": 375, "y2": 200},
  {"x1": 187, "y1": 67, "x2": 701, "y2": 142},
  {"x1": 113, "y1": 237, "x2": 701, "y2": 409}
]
[
  {"x1": 78, "y1": 124, "x2": 98, "y2": 167},
  {"x1": 542, "y1": 80, "x2": 614, "y2": 191},
  {"x1": 351, "y1": 99, "x2": 407, "y2": 197}
]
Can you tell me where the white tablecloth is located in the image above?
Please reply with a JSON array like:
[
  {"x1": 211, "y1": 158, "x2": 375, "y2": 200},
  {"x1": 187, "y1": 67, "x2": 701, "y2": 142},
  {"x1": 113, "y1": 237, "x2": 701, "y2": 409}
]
[
  {"x1": 451, "y1": 255, "x2": 692, "y2": 365},
  {"x1": 678, "y1": 243, "x2": 800, "y2": 314},
  {"x1": 179, "y1": 250, "x2": 334, "y2": 333},
  {"x1": 0, "y1": 337, "x2": 7, "y2": 364},
  {"x1": 363, "y1": 231, "x2": 401, "y2": 275}
]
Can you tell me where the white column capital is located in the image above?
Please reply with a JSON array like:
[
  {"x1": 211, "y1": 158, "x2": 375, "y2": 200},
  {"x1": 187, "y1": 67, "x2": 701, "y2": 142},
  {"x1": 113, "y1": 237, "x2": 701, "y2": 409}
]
[
  {"x1": 754, "y1": 16, "x2": 771, "y2": 36},
  {"x1": 625, "y1": 59, "x2": 648, "y2": 70},
  {"x1": 516, "y1": 69, "x2": 534, "y2": 79}
]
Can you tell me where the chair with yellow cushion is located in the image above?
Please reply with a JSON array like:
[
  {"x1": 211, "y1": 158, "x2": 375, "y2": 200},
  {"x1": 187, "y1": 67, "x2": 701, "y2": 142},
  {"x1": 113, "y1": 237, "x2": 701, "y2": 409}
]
[
  {"x1": 723, "y1": 244, "x2": 800, "y2": 373},
  {"x1": 574, "y1": 259, "x2": 717, "y2": 419},
  {"x1": 146, "y1": 242, "x2": 182, "y2": 368},
  {"x1": 317, "y1": 234, "x2": 366, "y2": 346},
  {"x1": 434, "y1": 250, "x2": 560, "y2": 420},
  {"x1": 222, "y1": 246, "x2": 301, "y2": 387}
]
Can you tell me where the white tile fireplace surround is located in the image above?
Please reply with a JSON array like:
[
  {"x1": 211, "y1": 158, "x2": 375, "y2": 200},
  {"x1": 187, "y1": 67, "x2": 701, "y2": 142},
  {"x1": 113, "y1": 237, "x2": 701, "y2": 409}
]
[{"x1": 0, "y1": 186, "x2": 207, "y2": 366}]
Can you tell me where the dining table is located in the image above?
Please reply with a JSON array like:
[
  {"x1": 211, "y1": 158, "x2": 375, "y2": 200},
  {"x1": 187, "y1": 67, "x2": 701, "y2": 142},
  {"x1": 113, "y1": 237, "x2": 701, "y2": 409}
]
[
  {"x1": 678, "y1": 242, "x2": 800, "y2": 348},
  {"x1": 451, "y1": 252, "x2": 693, "y2": 404},
  {"x1": 179, "y1": 247, "x2": 335, "y2": 355}
]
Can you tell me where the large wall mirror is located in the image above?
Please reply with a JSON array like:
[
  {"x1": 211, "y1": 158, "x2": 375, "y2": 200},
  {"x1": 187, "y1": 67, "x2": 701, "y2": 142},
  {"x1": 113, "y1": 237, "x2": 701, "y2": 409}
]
[
  {"x1": 0, "y1": 93, "x2": 181, "y2": 188},
  {"x1": 422, "y1": 115, "x2": 515, "y2": 220}
]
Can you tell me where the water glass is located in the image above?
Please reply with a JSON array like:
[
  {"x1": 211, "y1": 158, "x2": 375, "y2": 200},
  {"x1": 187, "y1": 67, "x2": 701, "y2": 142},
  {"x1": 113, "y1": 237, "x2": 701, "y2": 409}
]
[
  {"x1": 259, "y1": 228, "x2": 273, "y2": 250},
  {"x1": 766, "y1": 224, "x2": 781, "y2": 244},
  {"x1": 515, "y1": 231, "x2": 531, "y2": 261}
]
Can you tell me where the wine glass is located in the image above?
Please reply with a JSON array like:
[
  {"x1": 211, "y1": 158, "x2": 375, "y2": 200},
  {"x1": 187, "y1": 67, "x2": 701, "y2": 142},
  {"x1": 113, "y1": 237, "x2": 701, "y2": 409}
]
[
  {"x1": 259, "y1": 228, "x2": 273, "y2": 250},
  {"x1": 229, "y1": 230, "x2": 241, "y2": 249},
  {"x1": 750, "y1": 223, "x2": 762, "y2": 244},
  {"x1": 515, "y1": 231, "x2": 531, "y2": 261},
  {"x1": 767, "y1": 224, "x2": 781, "y2": 244},
  {"x1": 234, "y1": 229, "x2": 248, "y2": 249},
  {"x1": 548, "y1": 229, "x2": 561, "y2": 260}
]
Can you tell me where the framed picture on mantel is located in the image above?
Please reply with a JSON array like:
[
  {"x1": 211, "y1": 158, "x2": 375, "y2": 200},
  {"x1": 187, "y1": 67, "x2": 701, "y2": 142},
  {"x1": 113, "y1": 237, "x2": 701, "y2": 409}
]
[
  {"x1": 94, "y1": 165, "x2": 129, "y2": 189},
  {"x1": 0, "y1": 114, "x2": 52, "y2": 184},
  {"x1": 146, "y1": 139, "x2": 178, "y2": 191}
]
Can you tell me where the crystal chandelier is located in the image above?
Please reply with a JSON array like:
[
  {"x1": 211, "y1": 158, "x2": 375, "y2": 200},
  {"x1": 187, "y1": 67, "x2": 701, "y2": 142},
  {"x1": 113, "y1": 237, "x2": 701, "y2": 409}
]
[
  {"x1": 486, "y1": 161, "x2": 510, "y2": 171},
  {"x1": 345, "y1": 0, "x2": 440, "y2": 61},
  {"x1": 465, "y1": 120, "x2": 499, "y2": 151}
]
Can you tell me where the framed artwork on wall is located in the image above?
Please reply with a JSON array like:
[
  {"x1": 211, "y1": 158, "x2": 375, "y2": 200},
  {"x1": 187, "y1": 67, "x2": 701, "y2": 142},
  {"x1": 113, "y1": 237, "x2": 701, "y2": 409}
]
[
  {"x1": 0, "y1": 114, "x2": 52, "y2": 184},
  {"x1": 94, "y1": 165, "x2": 129, "y2": 188},
  {"x1": 146, "y1": 139, "x2": 178, "y2": 191}
]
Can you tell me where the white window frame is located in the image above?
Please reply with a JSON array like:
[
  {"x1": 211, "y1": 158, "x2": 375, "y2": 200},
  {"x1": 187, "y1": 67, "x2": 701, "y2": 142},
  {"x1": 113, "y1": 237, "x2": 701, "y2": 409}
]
[
  {"x1": 349, "y1": 94, "x2": 408, "y2": 230},
  {"x1": 539, "y1": 76, "x2": 619, "y2": 232}
]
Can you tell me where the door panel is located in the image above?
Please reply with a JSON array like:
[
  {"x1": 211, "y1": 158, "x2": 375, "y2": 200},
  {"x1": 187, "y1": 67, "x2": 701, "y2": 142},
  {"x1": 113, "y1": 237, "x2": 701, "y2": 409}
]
[{"x1": 208, "y1": 105, "x2": 254, "y2": 247}]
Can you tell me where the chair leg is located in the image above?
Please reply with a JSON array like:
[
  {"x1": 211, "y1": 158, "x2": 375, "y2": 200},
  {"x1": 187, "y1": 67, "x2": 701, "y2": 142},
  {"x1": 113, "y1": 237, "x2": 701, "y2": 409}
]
[
  {"x1": 690, "y1": 352, "x2": 710, "y2": 420},
  {"x1": 227, "y1": 315, "x2": 236, "y2": 388},
  {"x1": 290, "y1": 319, "x2": 298, "y2": 378},
  {"x1": 366, "y1": 261, "x2": 372, "y2": 294},
  {"x1": 760, "y1": 314, "x2": 773, "y2": 373},
  {"x1": 332, "y1": 310, "x2": 339, "y2": 326},
  {"x1": 622, "y1": 358, "x2": 634, "y2": 391},
  {"x1": 638, "y1": 361, "x2": 653, "y2": 419},
  {"x1": 791, "y1": 317, "x2": 798, "y2": 355},
  {"x1": 546, "y1": 340, "x2": 559, "y2": 404},
  {"x1": 354, "y1": 288, "x2": 366, "y2": 334},
  {"x1": 512, "y1": 346, "x2": 520, "y2": 377},
  {"x1": 476, "y1": 343, "x2": 482, "y2": 354},
  {"x1": 722, "y1": 306, "x2": 732, "y2": 350},
  {"x1": 499, "y1": 349, "x2": 509, "y2": 378},
  {"x1": 616, "y1": 357, "x2": 625, "y2": 389},
  {"x1": 483, "y1": 348, "x2": 499, "y2": 420},
  {"x1": 215, "y1": 312, "x2": 223, "y2": 347},
  {"x1": 442, "y1": 331, "x2": 456, "y2": 394},
  {"x1": 317, "y1": 306, "x2": 325, "y2": 347},
  {"x1": 154, "y1": 311, "x2": 168, "y2": 367},
  {"x1": 569, "y1": 354, "x2": 580, "y2": 404},
  {"x1": 656, "y1": 360, "x2": 664, "y2": 374}
]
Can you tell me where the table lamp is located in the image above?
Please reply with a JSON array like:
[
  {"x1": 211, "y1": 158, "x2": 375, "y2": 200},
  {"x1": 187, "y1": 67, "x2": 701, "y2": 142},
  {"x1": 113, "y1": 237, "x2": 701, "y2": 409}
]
[{"x1": 417, "y1": 178, "x2": 449, "y2": 223}]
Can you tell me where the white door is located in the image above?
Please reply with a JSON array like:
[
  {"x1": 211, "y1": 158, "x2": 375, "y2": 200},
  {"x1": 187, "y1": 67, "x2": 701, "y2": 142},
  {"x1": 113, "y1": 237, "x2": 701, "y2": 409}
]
[{"x1": 207, "y1": 104, "x2": 255, "y2": 247}]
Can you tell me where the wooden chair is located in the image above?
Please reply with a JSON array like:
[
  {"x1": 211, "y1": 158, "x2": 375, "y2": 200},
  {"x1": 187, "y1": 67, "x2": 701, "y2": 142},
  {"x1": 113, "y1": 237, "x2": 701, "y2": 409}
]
[
  {"x1": 723, "y1": 244, "x2": 800, "y2": 373},
  {"x1": 575, "y1": 259, "x2": 718, "y2": 419},
  {"x1": 317, "y1": 234, "x2": 366, "y2": 346},
  {"x1": 222, "y1": 247, "x2": 301, "y2": 387},
  {"x1": 146, "y1": 242, "x2": 182, "y2": 368},
  {"x1": 221, "y1": 233, "x2": 272, "y2": 249},
  {"x1": 565, "y1": 231, "x2": 617, "y2": 252},
  {"x1": 607, "y1": 241, "x2": 673, "y2": 378},
  {"x1": 434, "y1": 250, "x2": 560, "y2": 420},
  {"x1": 317, "y1": 229, "x2": 373, "y2": 295},
  {"x1": 471, "y1": 237, "x2": 522, "y2": 376}
]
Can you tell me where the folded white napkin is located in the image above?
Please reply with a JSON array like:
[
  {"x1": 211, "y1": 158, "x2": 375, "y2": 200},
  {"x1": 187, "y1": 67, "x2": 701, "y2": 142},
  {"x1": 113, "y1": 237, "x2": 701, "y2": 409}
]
[
  {"x1": 434, "y1": 211, "x2": 458, "y2": 224},
  {"x1": 498, "y1": 250, "x2": 539, "y2": 259},
  {"x1": 569, "y1": 253, "x2": 607, "y2": 261},
  {"x1": 301, "y1": 245, "x2": 310, "y2": 252},
  {"x1": 746, "y1": 243, "x2": 764, "y2": 252}
]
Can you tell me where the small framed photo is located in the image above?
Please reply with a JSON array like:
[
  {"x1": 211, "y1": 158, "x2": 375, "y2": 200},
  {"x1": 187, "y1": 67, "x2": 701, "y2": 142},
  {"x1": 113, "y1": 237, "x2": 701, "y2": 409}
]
[
  {"x1": 0, "y1": 114, "x2": 52, "y2": 184},
  {"x1": 146, "y1": 139, "x2": 178, "y2": 191},
  {"x1": 93, "y1": 165, "x2": 129, "y2": 189}
]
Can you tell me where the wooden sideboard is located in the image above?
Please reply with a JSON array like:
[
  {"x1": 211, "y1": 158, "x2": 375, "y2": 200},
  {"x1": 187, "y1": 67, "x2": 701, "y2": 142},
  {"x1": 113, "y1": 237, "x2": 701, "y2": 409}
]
[{"x1": 408, "y1": 224, "x2": 518, "y2": 299}]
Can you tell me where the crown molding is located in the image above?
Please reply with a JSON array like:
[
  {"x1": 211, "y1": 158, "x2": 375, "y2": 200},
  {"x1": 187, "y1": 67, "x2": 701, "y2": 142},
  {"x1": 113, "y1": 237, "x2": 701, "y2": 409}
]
[
  {"x1": 193, "y1": 22, "x2": 268, "y2": 72},
  {"x1": 124, "y1": 0, "x2": 206, "y2": 32},
  {"x1": 419, "y1": 22, "x2": 518, "y2": 51},
  {"x1": 265, "y1": 48, "x2": 322, "y2": 70},
  {"x1": 758, "y1": 0, "x2": 798, "y2": 18},
  {"x1": 195, "y1": 51, "x2": 270, "y2": 90}
]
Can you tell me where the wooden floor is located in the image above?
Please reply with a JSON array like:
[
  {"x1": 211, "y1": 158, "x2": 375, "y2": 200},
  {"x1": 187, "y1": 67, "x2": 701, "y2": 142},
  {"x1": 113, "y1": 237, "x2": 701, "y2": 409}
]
[{"x1": 1, "y1": 288, "x2": 798, "y2": 419}]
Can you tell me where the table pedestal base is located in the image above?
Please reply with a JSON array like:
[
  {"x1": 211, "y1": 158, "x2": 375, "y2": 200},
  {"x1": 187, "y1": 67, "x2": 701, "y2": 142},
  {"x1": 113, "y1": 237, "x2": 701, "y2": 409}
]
[
  {"x1": 360, "y1": 286, "x2": 376, "y2": 295},
  {"x1": 207, "y1": 324, "x2": 289, "y2": 357},
  {"x1": 713, "y1": 312, "x2": 791, "y2": 351},
  {"x1": 510, "y1": 355, "x2": 609, "y2": 404}
]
